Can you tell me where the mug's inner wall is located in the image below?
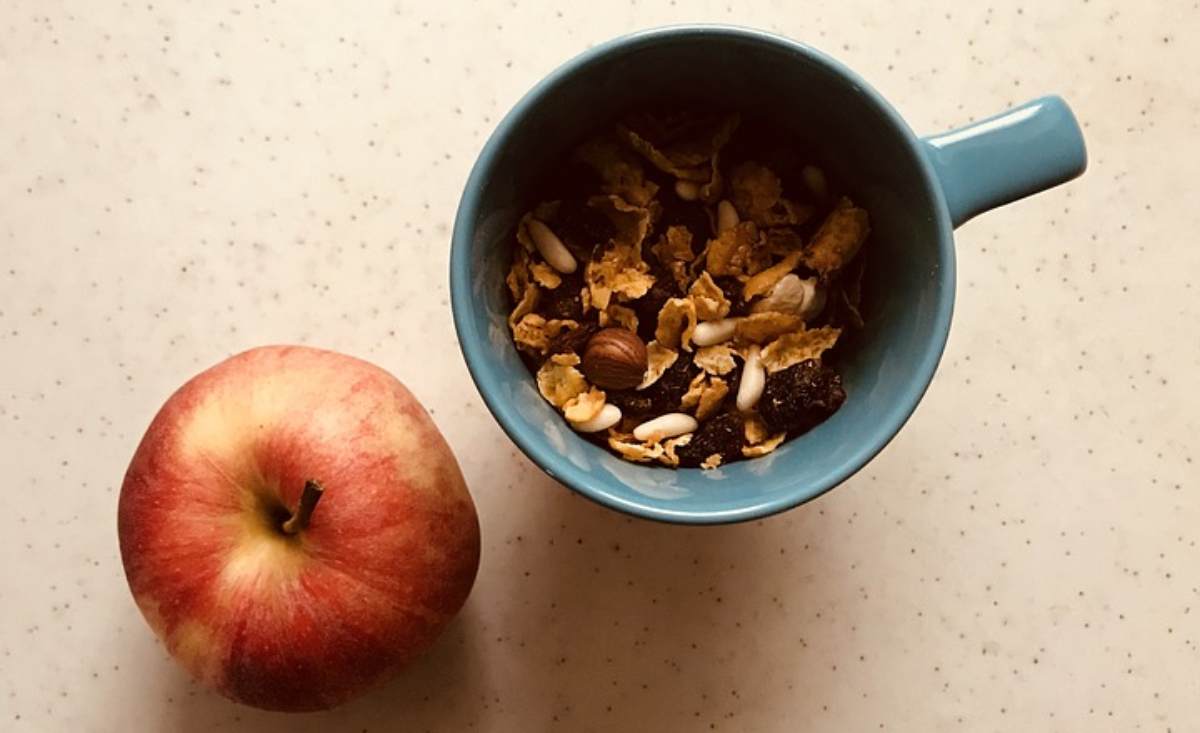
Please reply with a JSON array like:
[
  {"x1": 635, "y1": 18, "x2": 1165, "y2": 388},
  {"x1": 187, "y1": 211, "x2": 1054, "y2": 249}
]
[{"x1": 467, "y1": 32, "x2": 948, "y2": 510}]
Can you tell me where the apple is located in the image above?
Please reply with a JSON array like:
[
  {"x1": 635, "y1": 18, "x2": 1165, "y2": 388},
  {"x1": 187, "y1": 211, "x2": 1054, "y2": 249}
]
[{"x1": 117, "y1": 345, "x2": 480, "y2": 711}]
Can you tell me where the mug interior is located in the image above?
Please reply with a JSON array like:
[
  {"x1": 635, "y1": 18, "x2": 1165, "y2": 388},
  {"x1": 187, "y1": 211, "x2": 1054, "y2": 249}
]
[{"x1": 452, "y1": 27, "x2": 954, "y2": 522}]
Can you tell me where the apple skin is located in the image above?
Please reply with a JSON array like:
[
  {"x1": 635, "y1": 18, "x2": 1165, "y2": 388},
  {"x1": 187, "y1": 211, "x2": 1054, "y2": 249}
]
[{"x1": 118, "y1": 345, "x2": 481, "y2": 712}]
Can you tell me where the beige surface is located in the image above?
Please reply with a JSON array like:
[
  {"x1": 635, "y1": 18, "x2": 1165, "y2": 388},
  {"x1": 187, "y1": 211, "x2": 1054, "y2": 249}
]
[{"x1": 2, "y1": 1, "x2": 1198, "y2": 731}]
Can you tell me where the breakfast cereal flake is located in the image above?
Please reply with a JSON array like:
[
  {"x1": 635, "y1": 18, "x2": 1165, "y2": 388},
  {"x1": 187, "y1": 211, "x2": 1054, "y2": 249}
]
[
  {"x1": 803, "y1": 197, "x2": 870, "y2": 276},
  {"x1": 742, "y1": 250, "x2": 805, "y2": 301},
  {"x1": 512, "y1": 314, "x2": 580, "y2": 355},
  {"x1": 655, "y1": 297, "x2": 698, "y2": 351},
  {"x1": 688, "y1": 271, "x2": 732, "y2": 321},
  {"x1": 694, "y1": 344, "x2": 738, "y2": 376},
  {"x1": 618, "y1": 113, "x2": 740, "y2": 181},
  {"x1": 529, "y1": 260, "x2": 563, "y2": 290},
  {"x1": 658, "y1": 433, "x2": 694, "y2": 468},
  {"x1": 705, "y1": 221, "x2": 760, "y2": 277},
  {"x1": 608, "y1": 434, "x2": 665, "y2": 463},
  {"x1": 730, "y1": 161, "x2": 814, "y2": 227},
  {"x1": 695, "y1": 377, "x2": 729, "y2": 420},
  {"x1": 700, "y1": 453, "x2": 723, "y2": 470},
  {"x1": 734, "y1": 312, "x2": 805, "y2": 344},
  {"x1": 638, "y1": 341, "x2": 679, "y2": 389},
  {"x1": 760, "y1": 327, "x2": 842, "y2": 373},
  {"x1": 599, "y1": 304, "x2": 639, "y2": 332},
  {"x1": 742, "y1": 432, "x2": 786, "y2": 457},
  {"x1": 536, "y1": 357, "x2": 589, "y2": 408},
  {"x1": 743, "y1": 413, "x2": 770, "y2": 445},
  {"x1": 563, "y1": 387, "x2": 607, "y2": 423},
  {"x1": 651, "y1": 225, "x2": 696, "y2": 267},
  {"x1": 585, "y1": 244, "x2": 655, "y2": 311},
  {"x1": 575, "y1": 137, "x2": 660, "y2": 207},
  {"x1": 590, "y1": 194, "x2": 655, "y2": 253}
]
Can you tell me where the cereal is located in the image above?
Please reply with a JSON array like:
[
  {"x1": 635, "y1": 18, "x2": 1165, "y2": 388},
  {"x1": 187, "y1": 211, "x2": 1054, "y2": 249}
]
[
  {"x1": 705, "y1": 221, "x2": 759, "y2": 277},
  {"x1": 509, "y1": 109, "x2": 871, "y2": 469},
  {"x1": 536, "y1": 354, "x2": 589, "y2": 408},
  {"x1": 734, "y1": 312, "x2": 805, "y2": 344},
  {"x1": 760, "y1": 327, "x2": 842, "y2": 373},
  {"x1": 529, "y1": 260, "x2": 563, "y2": 290},
  {"x1": 575, "y1": 137, "x2": 660, "y2": 207},
  {"x1": 654, "y1": 297, "x2": 698, "y2": 351},
  {"x1": 803, "y1": 197, "x2": 870, "y2": 276},
  {"x1": 742, "y1": 432, "x2": 786, "y2": 458},
  {"x1": 638, "y1": 341, "x2": 679, "y2": 389},
  {"x1": 694, "y1": 344, "x2": 738, "y2": 376}
]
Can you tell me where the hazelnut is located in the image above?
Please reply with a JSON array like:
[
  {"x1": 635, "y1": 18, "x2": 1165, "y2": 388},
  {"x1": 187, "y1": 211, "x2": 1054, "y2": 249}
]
[{"x1": 581, "y1": 328, "x2": 648, "y2": 390}]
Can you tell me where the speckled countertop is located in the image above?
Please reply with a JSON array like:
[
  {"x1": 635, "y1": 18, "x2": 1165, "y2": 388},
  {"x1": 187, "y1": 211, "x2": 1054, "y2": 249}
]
[{"x1": 2, "y1": 1, "x2": 1198, "y2": 731}]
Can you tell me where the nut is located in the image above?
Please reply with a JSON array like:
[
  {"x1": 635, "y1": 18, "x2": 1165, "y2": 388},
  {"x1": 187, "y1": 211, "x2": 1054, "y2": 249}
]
[
  {"x1": 692, "y1": 317, "x2": 741, "y2": 347},
  {"x1": 528, "y1": 218, "x2": 578, "y2": 274},
  {"x1": 582, "y1": 328, "x2": 648, "y2": 389},
  {"x1": 633, "y1": 412, "x2": 699, "y2": 442},
  {"x1": 674, "y1": 179, "x2": 701, "y2": 201},
  {"x1": 716, "y1": 199, "x2": 740, "y2": 234},
  {"x1": 736, "y1": 345, "x2": 765, "y2": 412},
  {"x1": 571, "y1": 403, "x2": 622, "y2": 433}
]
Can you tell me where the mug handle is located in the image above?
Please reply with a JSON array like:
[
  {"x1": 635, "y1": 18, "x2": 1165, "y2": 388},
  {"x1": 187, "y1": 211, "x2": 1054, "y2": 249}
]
[{"x1": 922, "y1": 95, "x2": 1087, "y2": 228}]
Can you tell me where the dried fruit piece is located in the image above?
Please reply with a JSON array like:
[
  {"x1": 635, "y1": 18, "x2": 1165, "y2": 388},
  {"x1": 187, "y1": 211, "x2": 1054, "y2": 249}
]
[
  {"x1": 553, "y1": 198, "x2": 618, "y2": 259},
  {"x1": 582, "y1": 328, "x2": 648, "y2": 389},
  {"x1": 638, "y1": 341, "x2": 679, "y2": 390},
  {"x1": 803, "y1": 197, "x2": 870, "y2": 276},
  {"x1": 655, "y1": 297, "x2": 698, "y2": 351},
  {"x1": 734, "y1": 312, "x2": 805, "y2": 344},
  {"x1": 694, "y1": 344, "x2": 738, "y2": 376},
  {"x1": 688, "y1": 271, "x2": 732, "y2": 322},
  {"x1": 704, "y1": 221, "x2": 759, "y2": 277},
  {"x1": 676, "y1": 412, "x2": 744, "y2": 467},
  {"x1": 563, "y1": 387, "x2": 607, "y2": 424},
  {"x1": 760, "y1": 327, "x2": 841, "y2": 373},
  {"x1": 639, "y1": 355, "x2": 697, "y2": 414},
  {"x1": 548, "y1": 321, "x2": 598, "y2": 356},
  {"x1": 575, "y1": 137, "x2": 660, "y2": 207},
  {"x1": 758, "y1": 359, "x2": 846, "y2": 435},
  {"x1": 536, "y1": 354, "x2": 589, "y2": 408}
]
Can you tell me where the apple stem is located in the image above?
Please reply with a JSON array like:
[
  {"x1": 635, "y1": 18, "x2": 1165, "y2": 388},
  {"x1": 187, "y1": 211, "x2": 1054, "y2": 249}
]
[{"x1": 281, "y1": 479, "x2": 325, "y2": 535}]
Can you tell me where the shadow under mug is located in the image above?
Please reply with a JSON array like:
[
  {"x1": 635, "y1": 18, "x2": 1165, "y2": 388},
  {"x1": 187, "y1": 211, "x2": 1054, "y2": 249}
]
[{"x1": 450, "y1": 25, "x2": 1087, "y2": 524}]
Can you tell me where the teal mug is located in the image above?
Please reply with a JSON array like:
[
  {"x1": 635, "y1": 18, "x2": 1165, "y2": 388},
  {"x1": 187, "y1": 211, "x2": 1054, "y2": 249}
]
[{"x1": 450, "y1": 26, "x2": 1086, "y2": 524}]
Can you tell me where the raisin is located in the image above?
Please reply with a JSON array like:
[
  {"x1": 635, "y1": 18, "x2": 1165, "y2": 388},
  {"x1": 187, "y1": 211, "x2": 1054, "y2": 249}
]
[
  {"x1": 547, "y1": 322, "x2": 597, "y2": 356},
  {"x1": 639, "y1": 356, "x2": 697, "y2": 414},
  {"x1": 605, "y1": 389, "x2": 655, "y2": 420},
  {"x1": 758, "y1": 359, "x2": 846, "y2": 435},
  {"x1": 554, "y1": 198, "x2": 616, "y2": 260},
  {"x1": 538, "y1": 272, "x2": 585, "y2": 321},
  {"x1": 676, "y1": 412, "x2": 745, "y2": 467}
]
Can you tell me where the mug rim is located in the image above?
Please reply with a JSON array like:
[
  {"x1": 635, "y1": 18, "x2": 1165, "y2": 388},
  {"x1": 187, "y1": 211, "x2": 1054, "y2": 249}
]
[{"x1": 450, "y1": 24, "x2": 957, "y2": 523}]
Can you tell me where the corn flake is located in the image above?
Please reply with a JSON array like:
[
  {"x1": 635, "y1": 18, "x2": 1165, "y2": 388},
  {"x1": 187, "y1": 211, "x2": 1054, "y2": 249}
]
[
  {"x1": 742, "y1": 432, "x2": 786, "y2": 457},
  {"x1": 512, "y1": 314, "x2": 580, "y2": 355},
  {"x1": 688, "y1": 271, "x2": 731, "y2": 321},
  {"x1": 655, "y1": 297, "x2": 698, "y2": 351},
  {"x1": 679, "y1": 372, "x2": 708, "y2": 411},
  {"x1": 529, "y1": 260, "x2": 562, "y2": 289},
  {"x1": 608, "y1": 434, "x2": 664, "y2": 463},
  {"x1": 585, "y1": 245, "x2": 654, "y2": 311},
  {"x1": 618, "y1": 113, "x2": 740, "y2": 181},
  {"x1": 730, "y1": 161, "x2": 814, "y2": 227},
  {"x1": 764, "y1": 227, "x2": 805, "y2": 257},
  {"x1": 638, "y1": 341, "x2": 678, "y2": 390},
  {"x1": 760, "y1": 327, "x2": 842, "y2": 373},
  {"x1": 742, "y1": 250, "x2": 805, "y2": 301},
  {"x1": 695, "y1": 377, "x2": 729, "y2": 420},
  {"x1": 700, "y1": 453, "x2": 723, "y2": 470},
  {"x1": 563, "y1": 387, "x2": 606, "y2": 423},
  {"x1": 575, "y1": 137, "x2": 660, "y2": 207},
  {"x1": 743, "y1": 414, "x2": 770, "y2": 445},
  {"x1": 589, "y1": 195, "x2": 654, "y2": 253},
  {"x1": 651, "y1": 225, "x2": 695, "y2": 266},
  {"x1": 734, "y1": 312, "x2": 805, "y2": 344},
  {"x1": 658, "y1": 433, "x2": 694, "y2": 468},
  {"x1": 803, "y1": 197, "x2": 870, "y2": 276},
  {"x1": 536, "y1": 356, "x2": 588, "y2": 408},
  {"x1": 599, "y1": 304, "x2": 639, "y2": 333},
  {"x1": 705, "y1": 221, "x2": 759, "y2": 277},
  {"x1": 694, "y1": 344, "x2": 737, "y2": 376}
]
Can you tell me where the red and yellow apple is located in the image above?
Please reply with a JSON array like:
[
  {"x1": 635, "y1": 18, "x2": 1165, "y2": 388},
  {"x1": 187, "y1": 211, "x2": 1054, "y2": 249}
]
[{"x1": 118, "y1": 345, "x2": 480, "y2": 711}]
